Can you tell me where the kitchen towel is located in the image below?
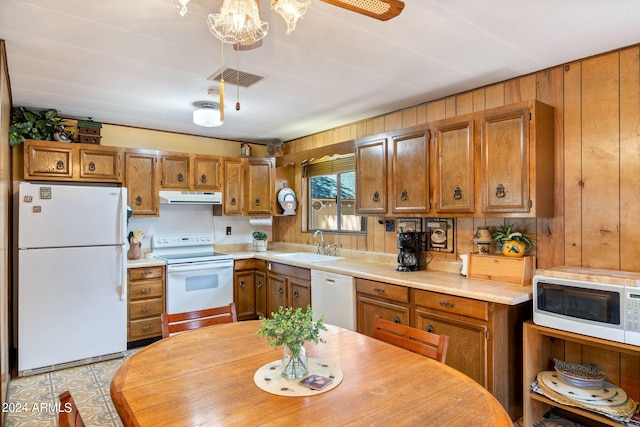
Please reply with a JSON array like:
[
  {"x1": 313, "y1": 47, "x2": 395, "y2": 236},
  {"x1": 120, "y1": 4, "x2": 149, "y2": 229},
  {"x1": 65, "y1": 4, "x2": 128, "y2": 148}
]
[{"x1": 249, "y1": 216, "x2": 273, "y2": 226}]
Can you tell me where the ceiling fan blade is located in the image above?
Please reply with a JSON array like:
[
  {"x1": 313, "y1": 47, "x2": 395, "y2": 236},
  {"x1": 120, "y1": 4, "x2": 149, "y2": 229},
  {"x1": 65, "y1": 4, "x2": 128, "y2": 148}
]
[{"x1": 321, "y1": 0, "x2": 405, "y2": 21}]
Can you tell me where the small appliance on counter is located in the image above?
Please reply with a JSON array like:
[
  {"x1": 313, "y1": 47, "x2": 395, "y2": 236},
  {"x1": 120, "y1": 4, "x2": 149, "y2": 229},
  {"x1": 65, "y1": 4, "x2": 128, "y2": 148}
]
[{"x1": 396, "y1": 231, "x2": 426, "y2": 272}]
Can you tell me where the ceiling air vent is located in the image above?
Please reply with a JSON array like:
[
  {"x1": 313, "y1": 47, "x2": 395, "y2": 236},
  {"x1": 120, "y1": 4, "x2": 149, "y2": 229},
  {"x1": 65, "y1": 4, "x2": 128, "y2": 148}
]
[{"x1": 207, "y1": 68, "x2": 264, "y2": 88}]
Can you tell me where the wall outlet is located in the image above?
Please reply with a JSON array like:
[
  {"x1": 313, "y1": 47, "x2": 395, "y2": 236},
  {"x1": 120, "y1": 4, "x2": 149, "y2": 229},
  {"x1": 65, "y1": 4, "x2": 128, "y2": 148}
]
[
  {"x1": 226, "y1": 226, "x2": 232, "y2": 235},
  {"x1": 385, "y1": 220, "x2": 395, "y2": 232}
]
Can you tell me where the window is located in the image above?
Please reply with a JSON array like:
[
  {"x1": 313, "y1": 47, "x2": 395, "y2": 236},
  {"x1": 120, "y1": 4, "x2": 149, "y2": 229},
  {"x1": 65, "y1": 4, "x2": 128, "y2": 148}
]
[{"x1": 304, "y1": 155, "x2": 365, "y2": 233}]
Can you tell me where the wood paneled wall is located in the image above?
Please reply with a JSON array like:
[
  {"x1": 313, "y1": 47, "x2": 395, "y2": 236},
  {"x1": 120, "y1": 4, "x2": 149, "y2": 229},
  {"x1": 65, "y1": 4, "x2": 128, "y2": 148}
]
[{"x1": 274, "y1": 45, "x2": 640, "y2": 272}]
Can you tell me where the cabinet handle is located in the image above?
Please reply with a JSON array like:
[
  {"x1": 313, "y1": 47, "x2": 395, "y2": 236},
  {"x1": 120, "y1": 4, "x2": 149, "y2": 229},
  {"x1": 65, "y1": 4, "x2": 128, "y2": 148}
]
[
  {"x1": 373, "y1": 191, "x2": 379, "y2": 202},
  {"x1": 56, "y1": 160, "x2": 65, "y2": 170},
  {"x1": 453, "y1": 186, "x2": 462, "y2": 200},
  {"x1": 135, "y1": 195, "x2": 142, "y2": 206},
  {"x1": 401, "y1": 189, "x2": 407, "y2": 201},
  {"x1": 141, "y1": 307, "x2": 153, "y2": 313},
  {"x1": 278, "y1": 287, "x2": 284, "y2": 295},
  {"x1": 496, "y1": 184, "x2": 506, "y2": 198},
  {"x1": 257, "y1": 280, "x2": 263, "y2": 288},
  {"x1": 200, "y1": 174, "x2": 207, "y2": 183},
  {"x1": 267, "y1": 263, "x2": 272, "y2": 271},
  {"x1": 177, "y1": 172, "x2": 184, "y2": 182},
  {"x1": 230, "y1": 197, "x2": 237, "y2": 205},
  {"x1": 439, "y1": 301, "x2": 454, "y2": 309},
  {"x1": 142, "y1": 271, "x2": 153, "y2": 276},
  {"x1": 140, "y1": 288, "x2": 152, "y2": 294},
  {"x1": 393, "y1": 316, "x2": 401, "y2": 324},
  {"x1": 142, "y1": 325, "x2": 153, "y2": 331},
  {"x1": 293, "y1": 290, "x2": 299, "y2": 299},
  {"x1": 373, "y1": 288, "x2": 385, "y2": 294},
  {"x1": 426, "y1": 325, "x2": 434, "y2": 333},
  {"x1": 88, "y1": 161, "x2": 96, "y2": 172},
  {"x1": 240, "y1": 280, "x2": 246, "y2": 288},
  {"x1": 255, "y1": 198, "x2": 261, "y2": 206}
]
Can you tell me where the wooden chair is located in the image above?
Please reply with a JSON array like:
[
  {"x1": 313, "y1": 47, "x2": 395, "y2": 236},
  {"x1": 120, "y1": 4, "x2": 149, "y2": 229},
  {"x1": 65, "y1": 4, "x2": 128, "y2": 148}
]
[
  {"x1": 371, "y1": 315, "x2": 449, "y2": 363},
  {"x1": 59, "y1": 391, "x2": 85, "y2": 427},
  {"x1": 161, "y1": 302, "x2": 237, "y2": 338}
]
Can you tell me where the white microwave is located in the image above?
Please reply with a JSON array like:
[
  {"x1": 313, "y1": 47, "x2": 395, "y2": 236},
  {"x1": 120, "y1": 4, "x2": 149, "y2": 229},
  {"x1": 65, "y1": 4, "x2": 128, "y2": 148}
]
[{"x1": 533, "y1": 275, "x2": 640, "y2": 346}]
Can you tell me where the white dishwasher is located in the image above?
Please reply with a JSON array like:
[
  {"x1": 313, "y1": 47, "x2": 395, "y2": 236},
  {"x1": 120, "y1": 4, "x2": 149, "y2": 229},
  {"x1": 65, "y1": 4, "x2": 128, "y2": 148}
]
[{"x1": 311, "y1": 270, "x2": 356, "y2": 331}]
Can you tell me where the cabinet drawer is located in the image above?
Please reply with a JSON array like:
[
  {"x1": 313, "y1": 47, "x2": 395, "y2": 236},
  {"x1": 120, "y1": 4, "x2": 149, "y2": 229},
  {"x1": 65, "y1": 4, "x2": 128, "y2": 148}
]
[
  {"x1": 129, "y1": 298, "x2": 164, "y2": 320},
  {"x1": 129, "y1": 279, "x2": 164, "y2": 300},
  {"x1": 129, "y1": 317, "x2": 162, "y2": 340},
  {"x1": 356, "y1": 278, "x2": 409, "y2": 303},
  {"x1": 269, "y1": 262, "x2": 311, "y2": 281},
  {"x1": 129, "y1": 266, "x2": 164, "y2": 281},
  {"x1": 234, "y1": 259, "x2": 256, "y2": 270},
  {"x1": 414, "y1": 290, "x2": 489, "y2": 321}
]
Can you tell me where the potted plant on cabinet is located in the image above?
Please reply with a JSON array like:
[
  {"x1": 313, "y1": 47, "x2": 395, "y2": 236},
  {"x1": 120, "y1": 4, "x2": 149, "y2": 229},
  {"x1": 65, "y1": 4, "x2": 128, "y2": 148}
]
[
  {"x1": 8, "y1": 107, "x2": 71, "y2": 147},
  {"x1": 491, "y1": 224, "x2": 535, "y2": 258},
  {"x1": 252, "y1": 230, "x2": 268, "y2": 252},
  {"x1": 257, "y1": 305, "x2": 326, "y2": 379}
]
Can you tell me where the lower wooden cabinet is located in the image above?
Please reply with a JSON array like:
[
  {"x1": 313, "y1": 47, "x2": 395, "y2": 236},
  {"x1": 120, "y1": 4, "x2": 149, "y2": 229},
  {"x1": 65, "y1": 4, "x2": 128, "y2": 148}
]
[
  {"x1": 266, "y1": 262, "x2": 311, "y2": 315},
  {"x1": 127, "y1": 265, "x2": 165, "y2": 342},
  {"x1": 233, "y1": 259, "x2": 267, "y2": 320},
  {"x1": 356, "y1": 277, "x2": 530, "y2": 421}
]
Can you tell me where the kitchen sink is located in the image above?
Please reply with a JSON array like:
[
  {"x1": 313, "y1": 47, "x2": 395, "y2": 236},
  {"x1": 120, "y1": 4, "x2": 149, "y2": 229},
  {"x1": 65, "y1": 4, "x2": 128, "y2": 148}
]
[{"x1": 274, "y1": 252, "x2": 344, "y2": 263}]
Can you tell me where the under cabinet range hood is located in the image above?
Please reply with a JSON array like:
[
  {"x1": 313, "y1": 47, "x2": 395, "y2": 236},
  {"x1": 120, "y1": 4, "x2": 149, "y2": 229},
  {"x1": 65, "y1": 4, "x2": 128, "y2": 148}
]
[{"x1": 159, "y1": 191, "x2": 222, "y2": 205}]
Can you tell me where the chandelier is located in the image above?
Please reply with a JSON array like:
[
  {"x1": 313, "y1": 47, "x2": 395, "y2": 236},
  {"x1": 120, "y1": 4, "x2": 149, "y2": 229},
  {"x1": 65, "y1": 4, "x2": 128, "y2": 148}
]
[{"x1": 208, "y1": 0, "x2": 270, "y2": 44}]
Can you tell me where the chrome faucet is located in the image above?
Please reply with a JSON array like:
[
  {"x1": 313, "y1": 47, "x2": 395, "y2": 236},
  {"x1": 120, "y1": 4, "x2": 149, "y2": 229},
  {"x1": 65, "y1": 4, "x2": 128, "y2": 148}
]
[{"x1": 313, "y1": 230, "x2": 325, "y2": 255}]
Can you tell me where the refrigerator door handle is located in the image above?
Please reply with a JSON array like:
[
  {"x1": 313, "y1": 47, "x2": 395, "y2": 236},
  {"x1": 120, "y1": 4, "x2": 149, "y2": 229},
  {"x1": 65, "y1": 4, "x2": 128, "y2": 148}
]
[{"x1": 120, "y1": 244, "x2": 127, "y2": 301}]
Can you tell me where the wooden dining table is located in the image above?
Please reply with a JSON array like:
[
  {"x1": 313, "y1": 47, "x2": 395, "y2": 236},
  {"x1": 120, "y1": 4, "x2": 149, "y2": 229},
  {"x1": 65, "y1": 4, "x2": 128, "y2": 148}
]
[{"x1": 111, "y1": 321, "x2": 512, "y2": 426}]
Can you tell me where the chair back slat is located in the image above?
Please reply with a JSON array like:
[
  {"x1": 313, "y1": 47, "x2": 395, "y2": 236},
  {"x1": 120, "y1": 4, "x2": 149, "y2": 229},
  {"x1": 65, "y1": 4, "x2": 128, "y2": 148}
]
[
  {"x1": 161, "y1": 303, "x2": 237, "y2": 338},
  {"x1": 372, "y1": 315, "x2": 449, "y2": 363},
  {"x1": 59, "y1": 391, "x2": 85, "y2": 427}
]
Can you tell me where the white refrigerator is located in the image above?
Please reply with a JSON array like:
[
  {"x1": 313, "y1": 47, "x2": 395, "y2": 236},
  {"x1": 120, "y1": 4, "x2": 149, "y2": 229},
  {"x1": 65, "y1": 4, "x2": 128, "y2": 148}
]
[{"x1": 16, "y1": 182, "x2": 128, "y2": 376}]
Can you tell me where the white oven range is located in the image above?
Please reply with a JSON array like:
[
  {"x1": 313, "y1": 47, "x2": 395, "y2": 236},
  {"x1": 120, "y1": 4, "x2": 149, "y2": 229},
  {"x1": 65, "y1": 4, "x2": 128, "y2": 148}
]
[{"x1": 152, "y1": 233, "x2": 233, "y2": 314}]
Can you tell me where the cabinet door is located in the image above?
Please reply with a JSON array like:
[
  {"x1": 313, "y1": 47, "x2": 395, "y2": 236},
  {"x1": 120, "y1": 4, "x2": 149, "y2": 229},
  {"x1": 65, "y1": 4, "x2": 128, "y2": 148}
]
[
  {"x1": 267, "y1": 273, "x2": 288, "y2": 316},
  {"x1": 245, "y1": 158, "x2": 275, "y2": 215},
  {"x1": 255, "y1": 271, "x2": 267, "y2": 318},
  {"x1": 234, "y1": 270, "x2": 256, "y2": 320},
  {"x1": 124, "y1": 150, "x2": 159, "y2": 217},
  {"x1": 357, "y1": 295, "x2": 410, "y2": 336},
  {"x1": 24, "y1": 140, "x2": 73, "y2": 180},
  {"x1": 194, "y1": 156, "x2": 222, "y2": 191},
  {"x1": 355, "y1": 137, "x2": 387, "y2": 214},
  {"x1": 415, "y1": 309, "x2": 488, "y2": 387},
  {"x1": 391, "y1": 128, "x2": 430, "y2": 213},
  {"x1": 224, "y1": 158, "x2": 244, "y2": 215},
  {"x1": 161, "y1": 154, "x2": 190, "y2": 189},
  {"x1": 79, "y1": 145, "x2": 121, "y2": 182},
  {"x1": 435, "y1": 118, "x2": 475, "y2": 213},
  {"x1": 290, "y1": 279, "x2": 310, "y2": 311},
  {"x1": 481, "y1": 107, "x2": 530, "y2": 213}
]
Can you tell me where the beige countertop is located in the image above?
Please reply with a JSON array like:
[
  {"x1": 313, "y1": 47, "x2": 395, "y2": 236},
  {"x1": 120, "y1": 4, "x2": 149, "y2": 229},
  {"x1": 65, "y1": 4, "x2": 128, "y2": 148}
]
[
  {"x1": 127, "y1": 256, "x2": 166, "y2": 268},
  {"x1": 228, "y1": 249, "x2": 532, "y2": 306}
]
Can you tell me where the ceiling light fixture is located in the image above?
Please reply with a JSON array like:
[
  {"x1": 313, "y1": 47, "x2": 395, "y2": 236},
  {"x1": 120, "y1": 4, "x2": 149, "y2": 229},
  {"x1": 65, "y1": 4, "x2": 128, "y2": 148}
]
[
  {"x1": 271, "y1": 0, "x2": 311, "y2": 34},
  {"x1": 208, "y1": 0, "x2": 269, "y2": 44},
  {"x1": 193, "y1": 103, "x2": 223, "y2": 127}
]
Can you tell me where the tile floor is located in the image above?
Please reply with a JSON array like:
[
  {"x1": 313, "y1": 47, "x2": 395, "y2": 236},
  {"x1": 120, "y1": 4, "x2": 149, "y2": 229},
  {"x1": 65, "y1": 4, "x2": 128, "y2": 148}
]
[{"x1": 3, "y1": 349, "x2": 139, "y2": 427}]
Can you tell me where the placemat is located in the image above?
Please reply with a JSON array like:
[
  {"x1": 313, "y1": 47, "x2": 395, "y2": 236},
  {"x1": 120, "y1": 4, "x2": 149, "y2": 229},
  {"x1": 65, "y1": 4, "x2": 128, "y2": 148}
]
[{"x1": 254, "y1": 358, "x2": 343, "y2": 396}]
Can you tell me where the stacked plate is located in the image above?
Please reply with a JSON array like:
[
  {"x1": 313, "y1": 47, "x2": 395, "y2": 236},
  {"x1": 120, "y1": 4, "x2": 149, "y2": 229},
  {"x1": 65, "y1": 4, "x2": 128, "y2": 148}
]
[{"x1": 554, "y1": 358, "x2": 607, "y2": 389}]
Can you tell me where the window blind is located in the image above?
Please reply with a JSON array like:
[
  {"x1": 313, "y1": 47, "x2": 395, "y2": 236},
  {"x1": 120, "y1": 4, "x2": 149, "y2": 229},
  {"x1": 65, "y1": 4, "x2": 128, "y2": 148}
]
[{"x1": 302, "y1": 154, "x2": 355, "y2": 178}]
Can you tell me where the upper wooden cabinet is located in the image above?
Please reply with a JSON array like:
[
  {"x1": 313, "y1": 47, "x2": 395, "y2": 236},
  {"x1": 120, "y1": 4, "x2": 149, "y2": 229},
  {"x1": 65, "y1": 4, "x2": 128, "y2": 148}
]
[
  {"x1": 434, "y1": 116, "x2": 475, "y2": 214},
  {"x1": 390, "y1": 126, "x2": 430, "y2": 214},
  {"x1": 355, "y1": 135, "x2": 388, "y2": 214},
  {"x1": 24, "y1": 139, "x2": 121, "y2": 183},
  {"x1": 480, "y1": 100, "x2": 554, "y2": 217},
  {"x1": 223, "y1": 158, "x2": 245, "y2": 215},
  {"x1": 160, "y1": 153, "x2": 222, "y2": 191},
  {"x1": 223, "y1": 157, "x2": 275, "y2": 216},
  {"x1": 123, "y1": 149, "x2": 159, "y2": 217}
]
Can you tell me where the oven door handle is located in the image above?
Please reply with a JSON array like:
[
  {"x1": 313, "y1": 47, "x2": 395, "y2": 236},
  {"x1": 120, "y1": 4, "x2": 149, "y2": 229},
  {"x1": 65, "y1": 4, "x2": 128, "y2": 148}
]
[{"x1": 167, "y1": 263, "x2": 233, "y2": 273}]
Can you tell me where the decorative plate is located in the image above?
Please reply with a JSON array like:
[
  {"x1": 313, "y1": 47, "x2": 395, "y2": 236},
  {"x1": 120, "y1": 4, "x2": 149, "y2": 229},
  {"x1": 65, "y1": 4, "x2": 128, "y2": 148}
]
[
  {"x1": 538, "y1": 371, "x2": 618, "y2": 401},
  {"x1": 277, "y1": 187, "x2": 296, "y2": 202},
  {"x1": 554, "y1": 358, "x2": 607, "y2": 379}
]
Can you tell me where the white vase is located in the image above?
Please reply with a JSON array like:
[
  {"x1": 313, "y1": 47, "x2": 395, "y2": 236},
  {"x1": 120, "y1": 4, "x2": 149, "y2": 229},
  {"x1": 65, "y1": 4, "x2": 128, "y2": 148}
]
[
  {"x1": 253, "y1": 239, "x2": 267, "y2": 252},
  {"x1": 281, "y1": 345, "x2": 308, "y2": 379}
]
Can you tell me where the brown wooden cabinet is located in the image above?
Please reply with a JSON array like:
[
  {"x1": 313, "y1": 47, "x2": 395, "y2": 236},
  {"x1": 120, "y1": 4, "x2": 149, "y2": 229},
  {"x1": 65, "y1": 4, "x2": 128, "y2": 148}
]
[
  {"x1": 356, "y1": 278, "x2": 410, "y2": 336},
  {"x1": 123, "y1": 149, "x2": 159, "y2": 217},
  {"x1": 194, "y1": 156, "x2": 222, "y2": 191},
  {"x1": 245, "y1": 158, "x2": 275, "y2": 215},
  {"x1": 266, "y1": 262, "x2": 311, "y2": 316},
  {"x1": 160, "y1": 154, "x2": 190, "y2": 189},
  {"x1": 160, "y1": 153, "x2": 222, "y2": 191},
  {"x1": 434, "y1": 116, "x2": 475, "y2": 214},
  {"x1": 255, "y1": 269, "x2": 267, "y2": 318},
  {"x1": 223, "y1": 158, "x2": 244, "y2": 215},
  {"x1": 480, "y1": 100, "x2": 554, "y2": 217},
  {"x1": 523, "y1": 321, "x2": 640, "y2": 427},
  {"x1": 390, "y1": 126, "x2": 430, "y2": 214},
  {"x1": 24, "y1": 139, "x2": 121, "y2": 183},
  {"x1": 127, "y1": 266, "x2": 165, "y2": 342},
  {"x1": 233, "y1": 259, "x2": 268, "y2": 320},
  {"x1": 355, "y1": 135, "x2": 388, "y2": 214}
]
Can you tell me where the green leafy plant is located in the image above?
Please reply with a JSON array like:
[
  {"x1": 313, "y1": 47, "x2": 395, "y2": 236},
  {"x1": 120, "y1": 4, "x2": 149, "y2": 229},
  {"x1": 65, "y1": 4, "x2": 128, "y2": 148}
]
[
  {"x1": 491, "y1": 224, "x2": 535, "y2": 248},
  {"x1": 257, "y1": 305, "x2": 326, "y2": 357},
  {"x1": 252, "y1": 230, "x2": 268, "y2": 240},
  {"x1": 9, "y1": 107, "x2": 64, "y2": 147}
]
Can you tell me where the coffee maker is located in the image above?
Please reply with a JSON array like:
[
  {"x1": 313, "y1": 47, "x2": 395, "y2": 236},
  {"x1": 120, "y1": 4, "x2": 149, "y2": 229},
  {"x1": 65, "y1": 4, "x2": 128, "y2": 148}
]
[{"x1": 396, "y1": 231, "x2": 426, "y2": 272}]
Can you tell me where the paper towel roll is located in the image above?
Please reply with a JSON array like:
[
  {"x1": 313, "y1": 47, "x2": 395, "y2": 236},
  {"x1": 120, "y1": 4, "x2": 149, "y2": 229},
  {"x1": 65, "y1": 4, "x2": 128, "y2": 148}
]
[{"x1": 249, "y1": 216, "x2": 273, "y2": 226}]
